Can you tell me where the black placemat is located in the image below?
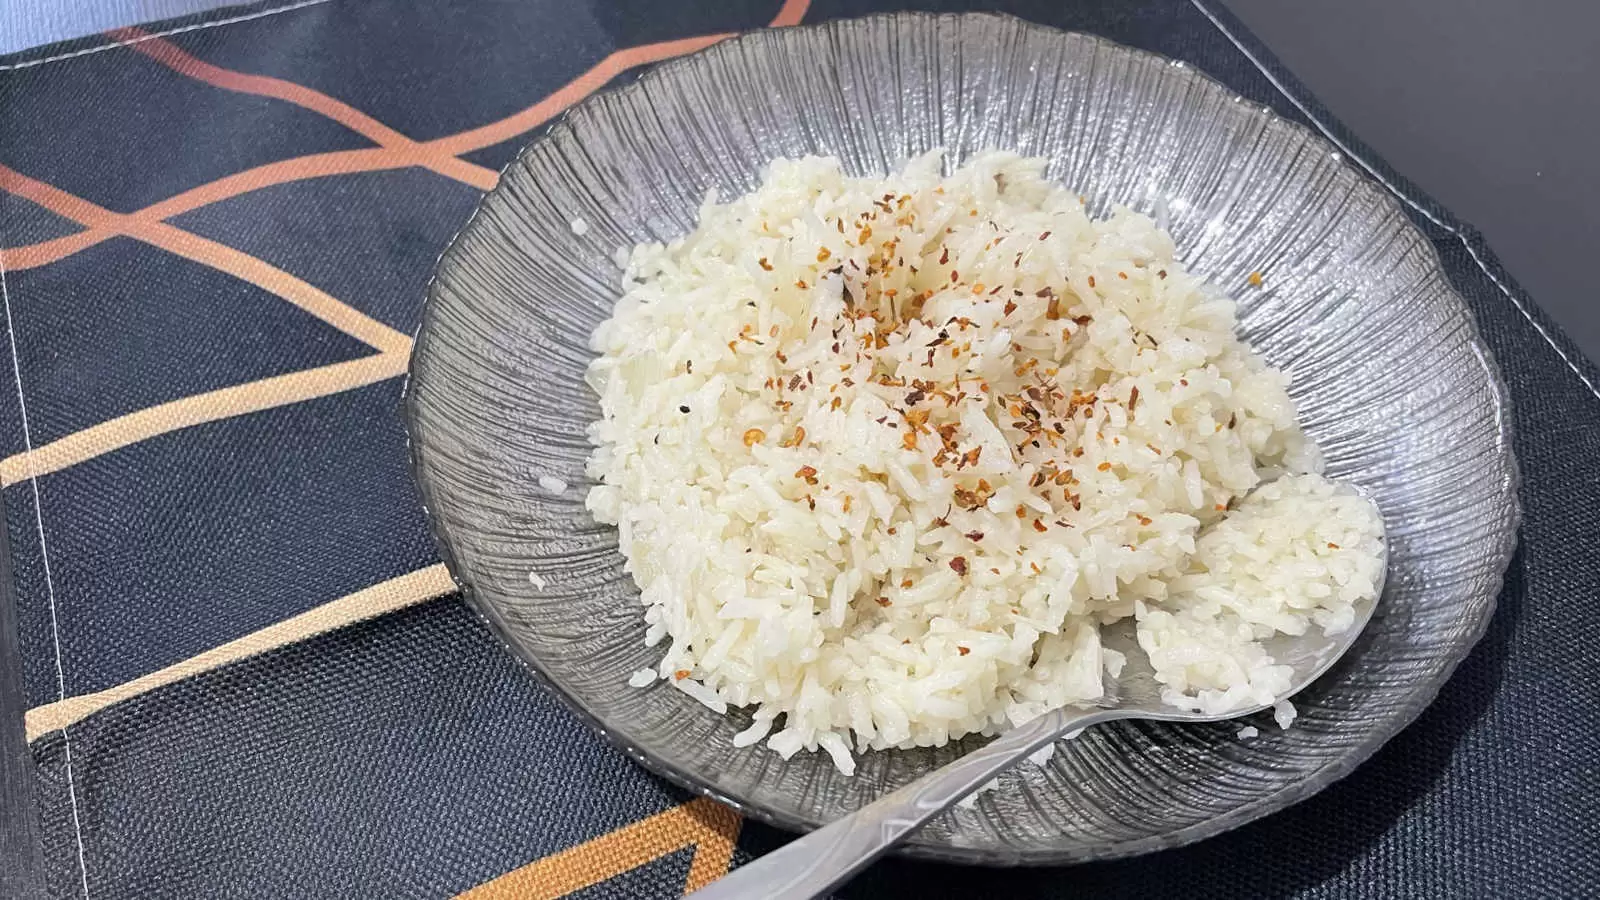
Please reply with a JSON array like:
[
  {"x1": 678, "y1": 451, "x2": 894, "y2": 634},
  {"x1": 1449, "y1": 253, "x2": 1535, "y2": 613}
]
[{"x1": 1, "y1": 1, "x2": 1596, "y2": 896}]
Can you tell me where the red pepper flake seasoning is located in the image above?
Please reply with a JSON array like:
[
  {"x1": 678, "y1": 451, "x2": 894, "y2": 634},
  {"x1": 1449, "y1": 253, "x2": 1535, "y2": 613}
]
[
  {"x1": 1098, "y1": 461, "x2": 1113, "y2": 472},
  {"x1": 742, "y1": 428, "x2": 765, "y2": 447},
  {"x1": 830, "y1": 396, "x2": 842, "y2": 410},
  {"x1": 806, "y1": 495, "x2": 816, "y2": 511},
  {"x1": 816, "y1": 247, "x2": 832, "y2": 263},
  {"x1": 794, "y1": 465, "x2": 819, "y2": 485},
  {"x1": 950, "y1": 270, "x2": 960, "y2": 283},
  {"x1": 1328, "y1": 542, "x2": 1341, "y2": 550},
  {"x1": 1087, "y1": 275, "x2": 1096, "y2": 288},
  {"x1": 1214, "y1": 503, "x2": 1227, "y2": 511},
  {"x1": 1137, "y1": 515, "x2": 1153, "y2": 526},
  {"x1": 1118, "y1": 271, "x2": 1128, "y2": 280},
  {"x1": 1032, "y1": 518, "x2": 1048, "y2": 533},
  {"x1": 779, "y1": 426, "x2": 806, "y2": 448},
  {"x1": 674, "y1": 669, "x2": 691, "y2": 681},
  {"x1": 1179, "y1": 378, "x2": 1188, "y2": 387},
  {"x1": 887, "y1": 526, "x2": 897, "y2": 535},
  {"x1": 1247, "y1": 271, "x2": 1263, "y2": 287},
  {"x1": 1157, "y1": 269, "x2": 1167, "y2": 279},
  {"x1": 900, "y1": 578, "x2": 914, "y2": 589},
  {"x1": 1015, "y1": 504, "x2": 1028, "y2": 518},
  {"x1": 965, "y1": 531, "x2": 985, "y2": 542},
  {"x1": 1002, "y1": 299, "x2": 1018, "y2": 316},
  {"x1": 1030, "y1": 562, "x2": 1042, "y2": 574},
  {"x1": 775, "y1": 350, "x2": 788, "y2": 364},
  {"x1": 758, "y1": 257, "x2": 773, "y2": 271},
  {"x1": 957, "y1": 646, "x2": 971, "y2": 656},
  {"x1": 875, "y1": 596, "x2": 892, "y2": 607},
  {"x1": 1039, "y1": 231, "x2": 1052, "y2": 241},
  {"x1": 1128, "y1": 385, "x2": 1140, "y2": 413},
  {"x1": 950, "y1": 556, "x2": 969, "y2": 576},
  {"x1": 971, "y1": 282, "x2": 986, "y2": 294}
]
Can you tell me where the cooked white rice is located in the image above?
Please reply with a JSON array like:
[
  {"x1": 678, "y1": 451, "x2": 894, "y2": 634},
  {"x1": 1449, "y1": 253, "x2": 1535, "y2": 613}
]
[{"x1": 584, "y1": 150, "x2": 1383, "y2": 775}]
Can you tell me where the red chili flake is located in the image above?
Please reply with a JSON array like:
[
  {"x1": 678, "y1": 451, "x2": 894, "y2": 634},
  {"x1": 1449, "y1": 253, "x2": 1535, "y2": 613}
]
[
  {"x1": 1015, "y1": 505, "x2": 1028, "y2": 518},
  {"x1": 1003, "y1": 299, "x2": 1018, "y2": 316},
  {"x1": 1098, "y1": 462, "x2": 1113, "y2": 472},
  {"x1": 1039, "y1": 231, "x2": 1052, "y2": 241},
  {"x1": 806, "y1": 496, "x2": 816, "y2": 511},
  {"x1": 950, "y1": 270, "x2": 960, "y2": 283},
  {"x1": 1032, "y1": 519, "x2": 1048, "y2": 533},
  {"x1": 1128, "y1": 386, "x2": 1140, "y2": 413},
  {"x1": 795, "y1": 465, "x2": 819, "y2": 485},
  {"x1": 1087, "y1": 275, "x2": 1096, "y2": 288},
  {"x1": 965, "y1": 531, "x2": 985, "y2": 542},
  {"x1": 1118, "y1": 271, "x2": 1128, "y2": 280},
  {"x1": 887, "y1": 526, "x2": 897, "y2": 535},
  {"x1": 950, "y1": 556, "x2": 969, "y2": 576},
  {"x1": 875, "y1": 597, "x2": 892, "y2": 607},
  {"x1": 957, "y1": 646, "x2": 971, "y2": 656},
  {"x1": 1214, "y1": 503, "x2": 1227, "y2": 511},
  {"x1": 1179, "y1": 378, "x2": 1189, "y2": 386},
  {"x1": 674, "y1": 670, "x2": 691, "y2": 681},
  {"x1": 1328, "y1": 542, "x2": 1341, "y2": 550},
  {"x1": 1137, "y1": 515, "x2": 1153, "y2": 526},
  {"x1": 758, "y1": 257, "x2": 773, "y2": 271},
  {"x1": 1030, "y1": 562, "x2": 1042, "y2": 574}
]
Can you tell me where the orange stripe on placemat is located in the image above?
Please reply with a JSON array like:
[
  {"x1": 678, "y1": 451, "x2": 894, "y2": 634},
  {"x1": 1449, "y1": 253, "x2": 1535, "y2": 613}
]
[
  {"x1": 24, "y1": 563, "x2": 456, "y2": 741},
  {"x1": 0, "y1": 163, "x2": 410, "y2": 354},
  {"x1": 457, "y1": 798, "x2": 742, "y2": 899},
  {"x1": 112, "y1": 27, "x2": 499, "y2": 191},
  {"x1": 2, "y1": 0, "x2": 812, "y2": 272},
  {"x1": 0, "y1": 352, "x2": 407, "y2": 487}
]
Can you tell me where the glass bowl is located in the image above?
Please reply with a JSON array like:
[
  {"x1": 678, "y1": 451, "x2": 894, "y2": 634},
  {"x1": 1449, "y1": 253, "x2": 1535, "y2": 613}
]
[{"x1": 404, "y1": 12, "x2": 1519, "y2": 864}]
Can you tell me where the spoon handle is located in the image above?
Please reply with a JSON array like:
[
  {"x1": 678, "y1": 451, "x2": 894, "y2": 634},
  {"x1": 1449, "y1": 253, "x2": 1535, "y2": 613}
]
[{"x1": 687, "y1": 705, "x2": 1126, "y2": 900}]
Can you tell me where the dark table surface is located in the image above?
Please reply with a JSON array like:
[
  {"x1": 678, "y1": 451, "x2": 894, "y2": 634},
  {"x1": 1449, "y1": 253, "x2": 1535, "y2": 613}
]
[
  {"x1": 1225, "y1": 0, "x2": 1600, "y2": 360},
  {"x1": 0, "y1": 1, "x2": 1595, "y2": 897}
]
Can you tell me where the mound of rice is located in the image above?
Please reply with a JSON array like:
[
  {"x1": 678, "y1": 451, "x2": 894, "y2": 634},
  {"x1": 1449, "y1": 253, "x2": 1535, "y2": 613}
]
[{"x1": 585, "y1": 150, "x2": 1384, "y2": 775}]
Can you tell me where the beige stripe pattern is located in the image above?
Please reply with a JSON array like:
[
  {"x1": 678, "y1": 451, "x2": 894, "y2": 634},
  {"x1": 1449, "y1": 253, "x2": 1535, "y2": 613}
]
[
  {"x1": 24, "y1": 563, "x2": 456, "y2": 741},
  {"x1": 0, "y1": 352, "x2": 408, "y2": 487}
]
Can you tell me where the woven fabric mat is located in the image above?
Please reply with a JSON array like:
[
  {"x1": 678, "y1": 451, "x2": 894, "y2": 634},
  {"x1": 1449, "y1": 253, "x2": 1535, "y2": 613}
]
[{"x1": 1, "y1": 0, "x2": 1596, "y2": 897}]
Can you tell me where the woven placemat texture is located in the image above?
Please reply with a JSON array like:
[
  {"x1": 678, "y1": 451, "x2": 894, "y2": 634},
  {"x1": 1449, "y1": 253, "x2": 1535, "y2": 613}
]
[{"x1": 1, "y1": 0, "x2": 1596, "y2": 896}]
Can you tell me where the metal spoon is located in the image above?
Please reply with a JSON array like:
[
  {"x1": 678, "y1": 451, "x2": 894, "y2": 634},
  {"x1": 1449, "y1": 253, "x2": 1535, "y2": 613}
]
[{"x1": 689, "y1": 510, "x2": 1386, "y2": 900}]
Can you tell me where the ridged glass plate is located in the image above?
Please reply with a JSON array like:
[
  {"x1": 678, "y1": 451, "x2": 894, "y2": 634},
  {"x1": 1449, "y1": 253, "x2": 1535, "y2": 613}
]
[{"x1": 405, "y1": 12, "x2": 1519, "y2": 864}]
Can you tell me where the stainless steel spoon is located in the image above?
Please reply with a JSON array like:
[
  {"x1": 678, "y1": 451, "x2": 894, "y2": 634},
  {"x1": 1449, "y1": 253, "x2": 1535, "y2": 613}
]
[{"x1": 689, "y1": 511, "x2": 1386, "y2": 900}]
